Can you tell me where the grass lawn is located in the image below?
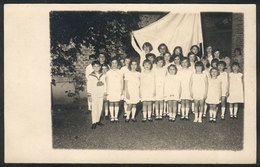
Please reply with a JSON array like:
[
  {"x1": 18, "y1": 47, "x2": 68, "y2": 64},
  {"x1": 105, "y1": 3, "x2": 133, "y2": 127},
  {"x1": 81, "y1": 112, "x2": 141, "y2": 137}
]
[{"x1": 52, "y1": 103, "x2": 243, "y2": 150}]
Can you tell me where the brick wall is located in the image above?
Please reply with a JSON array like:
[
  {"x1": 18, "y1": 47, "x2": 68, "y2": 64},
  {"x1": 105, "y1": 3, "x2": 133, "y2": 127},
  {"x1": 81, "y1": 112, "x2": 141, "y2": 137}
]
[{"x1": 231, "y1": 13, "x2": 244, "y2": 57}]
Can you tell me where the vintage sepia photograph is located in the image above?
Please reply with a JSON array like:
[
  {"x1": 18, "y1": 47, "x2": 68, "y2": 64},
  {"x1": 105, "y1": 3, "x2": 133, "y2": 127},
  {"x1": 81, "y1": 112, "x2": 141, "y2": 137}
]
[
  {"x1": 50, "y1": 11, "x2": 244, "y2": 150},
  {"x1": 4, "y1": 4, "x2": 256, "y2": 164}
]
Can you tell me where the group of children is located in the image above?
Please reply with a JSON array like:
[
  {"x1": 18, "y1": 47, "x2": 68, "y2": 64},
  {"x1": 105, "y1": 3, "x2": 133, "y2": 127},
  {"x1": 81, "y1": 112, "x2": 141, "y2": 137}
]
[{"x1": 85, "y1": 43, "x2": 244, "y2": 129}]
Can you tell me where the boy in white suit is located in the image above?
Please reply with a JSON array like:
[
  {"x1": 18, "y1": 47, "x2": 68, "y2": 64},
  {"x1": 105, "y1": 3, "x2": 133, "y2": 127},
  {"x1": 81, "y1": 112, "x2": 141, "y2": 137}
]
[{"x1": 87, "y1": 60, "x2": 106, "y2": 129}]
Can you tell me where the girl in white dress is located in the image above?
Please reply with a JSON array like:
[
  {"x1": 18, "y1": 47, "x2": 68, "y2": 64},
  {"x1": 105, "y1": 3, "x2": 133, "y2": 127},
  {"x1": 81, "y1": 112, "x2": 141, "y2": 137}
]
[
  {"x1": 172, "y1": 54, "x2": 183, "y2": 115},
  {"x1": 211, "y1": 58, "x2": 219, "y2": 69},
  {"x1": 179, "y1": 57, "x2": 193, "y2": 120},
  {"x1": 164, "y1": 64, "x2": 181, "y2": 121},
  {"x1": 140, "y1": 59, "x2": 155, "y2": 122},
  {"x1": 190, "y1": 61, "x2": 208, "y2": 123},
  {"x1": 145, "y1": 53, "x2": 156, "y2": 116},
  {"x1": 217, "y1": 61, "x2": 229, "y2": 120},
  {"x1": 154, "y1": 56, "x2": 167, "y2": 120},
  {"x1": 102, "y1": 63, "x2": 110, "y2": 119},
  {"x1": 120, "y1": 56, "x2": 131, "y2": 118},
  {"x1": 188, "y1": 52, "x2": 198, "y2": 113},
  {"x1": 163, "y1": 52, "x2": 174, "y2": 116},
  {"x1": 206, "y1": 68, "x2": 222, "y2": 123},
  {"x1": 205, "y1": 46, "x2": 213, "y2": 65},
  {"x1": 125, "y1": 60, "x2": 141, "y2": 122},
  {"x1": 227, "y1": 62, "x2": 244, "y2": 119},
  {"x1": 106, "y1": 57, "x2": 123, "y2": 123},
  {"x1": 201, "y1": 56, "x2": 211, "y2": 118}
]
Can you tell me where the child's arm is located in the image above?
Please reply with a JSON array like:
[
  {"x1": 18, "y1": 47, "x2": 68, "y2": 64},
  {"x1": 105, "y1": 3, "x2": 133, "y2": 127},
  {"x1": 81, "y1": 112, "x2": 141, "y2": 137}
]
[
  {"x1": 125, "y1": 80, "x2": 130, "y2": 100},
  {"x1": 219, "y1": 80, "x2": 222, "y2": 101},
  {"x1": 226, "y1": 73, "x2": 229, "y2": 97},
  {"x1": 204, "y1": 74, "x2": 208, "y2": 99},
  {"x1": 189, "y1": 74, "x2": 193, "y2": 98},
  {"x1": 120, "y1": 72, "x2": 124, "y2": 96}
]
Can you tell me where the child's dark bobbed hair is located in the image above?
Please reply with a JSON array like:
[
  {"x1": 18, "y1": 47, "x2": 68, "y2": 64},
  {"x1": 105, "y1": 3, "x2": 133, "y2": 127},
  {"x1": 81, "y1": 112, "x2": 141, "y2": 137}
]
[
  {"x1": 142, "y1": 42, "x2": 153, "y2": 51},
  {"x1": 187, "y1": 52, "x2": 198, "y2": 62},
  {"x1": 209, "y1": 67, "x2": 219, "y2": 77},
  {"x1": 128, "y1": 59, "x2": 141, "y2": 72},
  {"x1": 91, "y1": 60, "x2": 101, "y2": 66},
  {"x1": 211, "y1": 58, "x2": 219, "y2": 67},
  {"x1": 217, "y1": 60, "x2": 227, "y2": 67},
  {"x1": 201, "y1": 56, "x2": 210, "y2": 68},
  {"x1": 180, "y1": 57, "x2": 191, "y2": 67},
  {"x1": 143, "y1": 59, "x2": 153, "y2": 70},
  {"x1": 158, "y1": 43, "x2": 169, "y2": 52},
  {"x1": 231, "y1": 62, "x2": 240, "y2": 68},
  {"x1": 171, "y1": 54, "x2": 183, "y2": 63},
  {"x1": 145, "y1": 53, "x2": 156, "y2": 60},
  {"x1": 167, "y1": 64, "x2": 177, "y2": 74},
  {"x1": 110, "y1": 56, "x2": 119, "y2": 66},
  {"x1": 172, "y1": 46, "x2": 183, "y2": 57},
  {"x1": 155, "y1": 56, "x2": 166, "y2": 66},
  {"x1": 195, "y1": 61, "x2": 205, "y2": 71}
]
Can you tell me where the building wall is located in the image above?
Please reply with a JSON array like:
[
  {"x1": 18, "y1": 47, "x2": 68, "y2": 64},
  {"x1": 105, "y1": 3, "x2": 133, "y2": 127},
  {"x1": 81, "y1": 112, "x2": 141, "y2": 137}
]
[{"x1": 231, "y1": 13, "x2": 244, "y2": 57}]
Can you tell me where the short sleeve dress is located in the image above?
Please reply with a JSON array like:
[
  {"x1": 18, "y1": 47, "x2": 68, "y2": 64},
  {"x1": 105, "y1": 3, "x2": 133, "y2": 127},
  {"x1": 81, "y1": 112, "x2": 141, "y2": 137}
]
[
  {"x1": 206, "y1": 77, "x2": 222, "y2": 104},
  {"x1": 140, "y1": 71, "x2": 155, "y2": 102},
  {"x1": 218, "y1": 72, "x2": 228, "y2": 97},
  {"x1": 164, "y1": 74, "x2": 181, "y2": 101},
  {"x1": 227, "y1": 73, "x2": 244, "y2": 103},
  {"x1": 191, "y1": 73, "x2": 207, "y2": 100},
  {"x1": 178, "y1": 68, "x2": 193, "y2": 100},
  {"x1": 154, "y1": 67, "x2": 166, "y2": 100},
  {"x1": 106, "y1": 69, "x2": 123, "y2": 102},
  {"x1": 125, "y1": 71, "x2": 141, "y2": 104}
]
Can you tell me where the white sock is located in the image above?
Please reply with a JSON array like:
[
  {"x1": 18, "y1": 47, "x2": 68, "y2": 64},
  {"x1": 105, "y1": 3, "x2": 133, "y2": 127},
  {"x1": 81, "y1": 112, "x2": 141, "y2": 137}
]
[
  {"x1": 115, "y1": 105, "x2": 119, "y2": 119},
  {"x1": 198, "y1": 112, "x2": 203, "y2": 120},
  {"x1": 132, "y1": 107, "x2": 136, "y2": 119},
  {"x1": 221, "y1": 107, "x2": 225, "y2": 116},
  {"x1": 124, "y1": 102, "x2": 127, "y2": 115},
  {"x1": 181, "y1": 107, "x2": 185, "y2": 117},
  {"x1": 229, "y1": 104, "x2": 233, "y2": 116},
  {"x1": 109, "y1": 106, "x2": 114, "y2": 119},
  {"x1": 213, "y1": 110, "x2": 216, "y2": 119},
  {"x1": 143, "y1": 111, "x2": 147, "y2": 120},
  {"x1": 209, "y1": 109, "x2": 213, "y2": 118},
  {"x1": 164, "y1": 101, "x2": 167, "y2": 114},
  {"x1": 204, "y1": 104, "x2": 207, "y2": 115},
  {"x1": 126, "y1": 107, "x2": 131, "y2": 120},
  {"x1": 192, "y1": 102, "x2": 194, "y2": 112},
  {"x1": 234, "y1": 105, "x2": 238, "y2": 116},
  {"x1": 178, "y1": 103, "x2": 181, "y2": 113},
  {"x1": 194, "y1": 113, "x2": 198, "y2": 121},
  {"x1": 185, "y1": 107, "x2": 189, "y2": 117}
]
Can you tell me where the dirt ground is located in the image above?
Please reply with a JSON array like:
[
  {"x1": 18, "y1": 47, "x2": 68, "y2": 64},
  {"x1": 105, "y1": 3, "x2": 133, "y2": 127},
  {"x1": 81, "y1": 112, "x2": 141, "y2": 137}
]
[{"x1": 52, "y1": 103, "x2": 243, "y2": 150}]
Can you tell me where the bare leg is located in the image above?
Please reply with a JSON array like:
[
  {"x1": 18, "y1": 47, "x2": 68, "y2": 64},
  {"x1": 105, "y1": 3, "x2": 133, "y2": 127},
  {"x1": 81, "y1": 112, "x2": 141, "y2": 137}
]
[{"x1": 142, "y1": 102, "x2": 147, "y2": 120}]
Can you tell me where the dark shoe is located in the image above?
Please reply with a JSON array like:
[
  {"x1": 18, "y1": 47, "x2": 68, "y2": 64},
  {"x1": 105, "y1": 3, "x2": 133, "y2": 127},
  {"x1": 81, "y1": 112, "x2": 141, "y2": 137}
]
[
  {"x1": 131, "y1": 118, "x2": 137, "y2": 122},
  {"x1": 213, "y1": 119, "x2": 217, "y2": 123},
  {"x1": 234, "y1": 115, "x2": 237, "y2": 119},
  {"x1": 185, "y1": 117, "x2": 189, "y2": 121},
  {"x1": 148, "y1": 118, "x2": 153, "y2": 122},
  {"x1": 180, "y1": 117, "x2": 185, "y2": 120},
  {"x1": 105, "y1": 116, "x2": 109, "y2": 120},
  {"x1": 91, "y1": 124, "x2": 96, "y2": 129},
  {"x1": 230, "y1": 116, "x2": 233, "y2": 119},
  {"x1": 202, "y1": 114, "x2": 206, "y2": 118},
  {"x1": 110, "y1": 120, "x2": 114, "y2": 123},
  {"x1": 114, "y1": 119, "x2": 119, "y2": 123},
  {"x1": 97, "y1": 122, "x2": 104, "y2": 126},
  {"x1": 125, "y1": 119, "x2": 130, "y2": 123},
  {"x1": 142, "y1": 119, "x2": 147, "y2": 123}
]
